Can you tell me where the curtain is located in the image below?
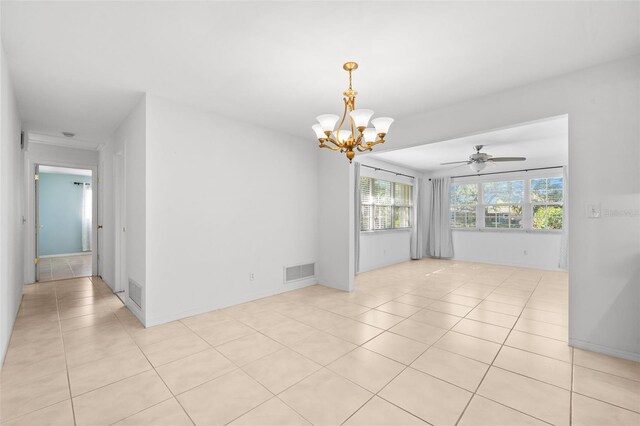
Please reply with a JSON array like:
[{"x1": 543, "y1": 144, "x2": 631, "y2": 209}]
[
  {"x1": 82, "y1": 183, "x2": 92, "y2": 252},
  {"x1": 559, "y1": 165, "x2": 569, "y2": 269},
  {"x1": 354, "y1": 162, "x2": 361, "y2": 273},
  {"x1": 426, "y1": 177, "x2": 454, "y2": 258},
  {"x1": 410, "y1": 177, "x2": 424, "y2": 259}
]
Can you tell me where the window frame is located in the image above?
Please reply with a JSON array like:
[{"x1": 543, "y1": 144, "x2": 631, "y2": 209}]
[
  {"x1": 360, "y1": 176, "x2": 413, "y2": 232},
  {"x1": 450, "y1": 170, "x2": 564, "y2": 233},
  {"x1": 530, "y1": 176, "x2": 564, "y2": 231},
  {"x1": 481, "y1": 179, "x2": 525, "y2": 230},
  {"x1": 450, "y1": 182, "x2": 479, "y2": 229}
]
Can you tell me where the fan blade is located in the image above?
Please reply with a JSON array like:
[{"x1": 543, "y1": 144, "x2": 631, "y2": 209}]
[
  {"x1": 440, "y1": 161, "x2": 471, "y2": 165},
  {"x1": 488, "y1": 157, "x2": 526, "y2": 162}
]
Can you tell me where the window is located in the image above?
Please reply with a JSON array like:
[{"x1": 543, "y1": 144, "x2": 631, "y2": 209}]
[
  {"x1": 531, "y1": 177, "x2": 564, "y2": 229},
  {"x1": 449, "y1": 175, "x2": 564, "y2": 231},
  {"x1": 482, "y1": 180, "x2": 524, "y2": 229},
  {"x1": 450, "y1": 183, "x2": 478, "y2": 228},
  {"x1": 360, "y1": 177, "x2": 412, "y2": 231}
]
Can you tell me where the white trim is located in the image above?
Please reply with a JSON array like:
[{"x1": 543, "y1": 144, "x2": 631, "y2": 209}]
[
  {"x1": 569, "y1": 338, "x2": 640, "y2": 362},
  {"x1": 40, "y1": 252, "x2": 91, "y2": 258},
  {"x1": 451, "y1": 255, "x2": 564, "y2": 272}
]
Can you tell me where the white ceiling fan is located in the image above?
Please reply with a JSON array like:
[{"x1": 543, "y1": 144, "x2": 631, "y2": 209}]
[{"x1": 441, "y1": 145, "x2": 526, "y2": 172}]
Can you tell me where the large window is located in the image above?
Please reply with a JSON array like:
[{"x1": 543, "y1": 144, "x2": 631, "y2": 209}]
[
  {"x1": 450, "y1": 175, "x2": 563, "y2": 231},
  {"x1": 450, "y1": 183, "x2": 478, "y2": 228},
  {"x1": 483, "y1": 180, "x2": 524, "y2": 229},
  {"x1": 360, "y1": 177, "x2": 412, "y2": 231},
  {"x1": 531, "y1": 177, "x2": 564, "y2": 229}
]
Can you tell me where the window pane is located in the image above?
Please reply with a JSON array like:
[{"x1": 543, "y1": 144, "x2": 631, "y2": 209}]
[
  {"x1": 394, "y1": 206, "x2": 411, "y2": 228},
  {"x1": 394, "y1": 183, "x2": 412, "y2": 206},
  {"x1": 360, "y1": 177, "x2": 372, "y2": 204},
  {"x1": 451, "y1": 184, "x2": 478, "y2": 204},
  {"x1": 361, "y1": 205, "x2": 371, "y2": 231},
  {"x1": 533, "y1": 205, "x2": 563, "y2": 229},
  {"x1": 484, "y1": 205, "x2": 522, "y2": 228},
  {"x1": 373, "y1": 206, "x2": 393, "y2": 230},
  {"x1": 451, "y1": 205, "x2": 476, "y2": 228},
  {"x1": 531, "y1": 177, "x2": 563, "y2": 203},
  {"x1": 483, "y1": 180, "x2": 524, "y2": 204},
  {"x1": 373, "y1": 180, "x2": 392, "y2": 205}
]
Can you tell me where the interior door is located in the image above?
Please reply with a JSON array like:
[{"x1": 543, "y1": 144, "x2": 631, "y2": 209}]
[{"x1": 34, "y1": 164, "x2": 40, "y2": 282}]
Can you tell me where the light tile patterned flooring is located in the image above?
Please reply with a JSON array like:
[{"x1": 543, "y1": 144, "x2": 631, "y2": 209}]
[
  {"x1": 37, "y1": 254, "x2": 92, "y2": 282},
  {"x1": 1, "y1": 259, "x2": 639, "y2": 425}
]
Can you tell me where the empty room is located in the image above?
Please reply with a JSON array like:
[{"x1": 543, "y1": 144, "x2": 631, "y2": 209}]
[{"x1": 0, "y1": 1, "x2": 638, "y2": 426}]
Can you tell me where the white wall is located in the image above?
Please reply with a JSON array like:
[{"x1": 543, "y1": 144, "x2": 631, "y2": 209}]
[
  {"x1": 452, "y1": 231, "x2": 562, "y2": 270},
  {"x1": 317, "y1": 153, "x2": 354, "y2": 291},
  {"x1": 360, "y1": 231, "x2": 412, "y2": 272},
  {"x1": 112, "y1": 96, "x2": 146, "y2": 322},
  {"x1": 0, "y1": 43, "x2": 24, "y2": 365},
  {"x1": 357, "y1": 157, "x2": 419, "y2": 273},
  {"x1": 343, "y1": 55, "x2": 640, "y2": 361},
  {"x1": 144, "y1": 95, "x2": 319, "y2": 325}
]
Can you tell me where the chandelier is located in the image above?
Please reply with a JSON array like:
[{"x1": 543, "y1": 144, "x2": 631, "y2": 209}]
[{"x1": 312, "y1": 62, "x2": 394, "y2": 163}]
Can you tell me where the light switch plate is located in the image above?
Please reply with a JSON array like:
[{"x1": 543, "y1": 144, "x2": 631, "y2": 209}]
[{"x1": 586, "y1": 203, "x2": 601, "y2": 219}]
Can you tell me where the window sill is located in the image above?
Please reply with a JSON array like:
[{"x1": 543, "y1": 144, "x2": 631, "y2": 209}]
[
  {"x1": 452, "y1": 228, "x2": 562, "y2": 234},
  {"x1": 361, "y1": 228, "x2": 412, "y2": 235}
]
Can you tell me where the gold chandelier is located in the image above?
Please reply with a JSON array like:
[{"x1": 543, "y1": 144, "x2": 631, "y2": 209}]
[{"x1": 312, "y1": 62, "x2": 394, "y2": 163}]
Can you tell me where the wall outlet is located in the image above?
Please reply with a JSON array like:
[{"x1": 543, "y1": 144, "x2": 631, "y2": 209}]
[{"x1": 249, "y1": 273, "x2": 255, "y2": 281}]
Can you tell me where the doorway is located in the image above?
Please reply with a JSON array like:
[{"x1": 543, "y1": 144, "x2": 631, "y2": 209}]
[{"x1": 35, "y1": 164, "x2": 95, "y2": 281}]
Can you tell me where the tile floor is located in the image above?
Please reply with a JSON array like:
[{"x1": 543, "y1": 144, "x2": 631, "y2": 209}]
[
  {"x1": 37, "y1": 254, "x2": 92, "y2": 282},
  {"x1": 1, "y1": 259, "x2": 639, "y2": 425}
]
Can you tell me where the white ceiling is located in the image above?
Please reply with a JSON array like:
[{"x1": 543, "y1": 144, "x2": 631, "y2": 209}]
[
  {"x1": 39, "y1": 165, "x2": 92, "y2": 176},
  {"x1": 367, "y1": 115, "x2": 568, "y2": 175},
  {"x1": 1, "y1": 2, "x2": 638, "y2": 143}
]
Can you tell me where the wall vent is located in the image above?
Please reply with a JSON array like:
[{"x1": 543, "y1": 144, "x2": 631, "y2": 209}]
[
  {"x1": 128, "y1": 278, "x2": 142, "y2": 308},
  {"x1": 284, "y1": 263, "x2": 315, "y2": 284}
]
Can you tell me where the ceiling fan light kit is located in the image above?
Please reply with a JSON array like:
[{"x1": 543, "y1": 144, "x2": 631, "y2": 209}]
[
  {"x1": 441, "y1": 145, "x2": 527, "y2": 173},
  {"x1": 312, "y1": 62, "x2": 393, "y2": 163}
]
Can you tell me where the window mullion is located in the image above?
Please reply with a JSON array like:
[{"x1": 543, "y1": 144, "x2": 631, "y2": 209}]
[{"x1": 477, "y1": 183, "x2": 483, "y2": 230}]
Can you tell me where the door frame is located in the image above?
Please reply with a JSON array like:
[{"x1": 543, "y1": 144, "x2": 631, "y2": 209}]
[
  {"x1": 27, "y1": 159, "x2": 99, "y2": 283},
  {"x1": 113, "y1": 150, "x2": 127, "y2": 297}
]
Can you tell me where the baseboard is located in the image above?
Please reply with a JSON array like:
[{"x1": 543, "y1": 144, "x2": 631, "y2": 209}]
[
  {"x1": 569, "y1": 338, "x2": 640, "y2": 362},
  {"x1": 40, "y1": 252, "x2": 92, "y2": 258},
  {"x1": 450, "y1": 256, "x2": 565, "y2": 272},
  {"x1": 144, "y1": 278, "x2": 318, "y2": 328}
]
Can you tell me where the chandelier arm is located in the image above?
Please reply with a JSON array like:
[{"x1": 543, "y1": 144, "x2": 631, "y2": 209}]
[
  {"x1": 319, "y1": 143, "x2": 341, "y2": 151},
  {"x1": 321, "y1": 138, "x2": 343, "y2": 149},
  {"x1": 364, "y1": 139, "x2": 386, "y2": 149},
  {"x1": 334, "y1": 99, "x2": 349, "y2": 144},
  {"x1": 356, "y1": 145, "x2": 372, "y2": 152}
]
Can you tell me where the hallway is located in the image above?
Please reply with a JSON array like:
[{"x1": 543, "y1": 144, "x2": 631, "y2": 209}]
[
  {"x1": 0, "y1": 260, "x2": 638, "y2": 425},
  {"x1": 36, "y1": 254, "x2": 92, "y2": 282}
]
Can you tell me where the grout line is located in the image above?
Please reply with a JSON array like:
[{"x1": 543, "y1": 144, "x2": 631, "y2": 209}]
[
  {"x1": 12, "y1": 261, "x2": 630, "y2": 426},
  {"x1": 55, "y1": 282, "x2": 79, "y2": 425},
  {"x1": 570, "y1": 345, "x2": 575, "y2": 426},
  {"x1": 453, "y1": 271, "x2": 544, "y2": 425}
]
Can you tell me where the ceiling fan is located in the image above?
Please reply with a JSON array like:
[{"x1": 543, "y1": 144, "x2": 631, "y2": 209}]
[{"x1": 441, "y1": 145, "x2": 526, "y2": 172}]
